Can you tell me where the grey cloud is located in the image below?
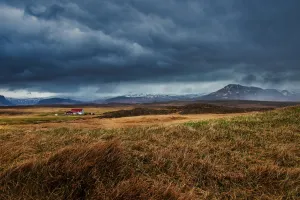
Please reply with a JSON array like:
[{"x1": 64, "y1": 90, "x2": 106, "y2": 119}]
[
  {"x1": 241, "y1": 74, "x2": 257, "y2": 84},
  {"x1": 0, "y1": 0, "x2": 299, "y2": 94},
  {"x1": 25, "y1": 4, "x2": 65, "y2": 20}
]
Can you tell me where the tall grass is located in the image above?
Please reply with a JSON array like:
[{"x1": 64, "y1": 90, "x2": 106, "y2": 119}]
[{"x1": 0, "y1": 106, "x2": 299, "y2": 199}]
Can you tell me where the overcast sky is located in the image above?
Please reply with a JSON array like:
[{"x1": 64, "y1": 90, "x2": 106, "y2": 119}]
[{"x1": 1, "y1": 0, "x2": 300, "y2": 99}]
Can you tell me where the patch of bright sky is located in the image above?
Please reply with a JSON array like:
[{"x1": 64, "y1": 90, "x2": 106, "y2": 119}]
[{"x1": 0, "y1": 89, "x2": 58, "y2": 98}]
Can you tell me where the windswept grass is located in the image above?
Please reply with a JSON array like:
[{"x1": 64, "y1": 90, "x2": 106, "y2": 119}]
[{"x1": 0, "y1": 106, "x2": 299, "y2": 199}]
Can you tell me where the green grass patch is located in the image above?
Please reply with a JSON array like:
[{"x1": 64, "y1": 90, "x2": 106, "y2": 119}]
[{"x1": 184, "y1": 120, "x2": 210, "y2": 128}]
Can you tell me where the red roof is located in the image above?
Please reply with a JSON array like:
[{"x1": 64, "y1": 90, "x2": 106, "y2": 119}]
[{"x1": 71, "y1": 109, "x2": 83, "y2": 113}]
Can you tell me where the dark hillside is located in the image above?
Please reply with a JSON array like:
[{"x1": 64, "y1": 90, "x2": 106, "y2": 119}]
[{"x1": 0, "y1": 95, "x2": 13, "y2": 106}]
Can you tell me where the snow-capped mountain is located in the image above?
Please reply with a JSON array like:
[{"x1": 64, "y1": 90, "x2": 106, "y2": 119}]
[
  {"x1": 3, "y1": 85, "x2": 299, "y2": 106},
  {"x1": 202, "y1": 84, "x2": 299, "y2": 101},
  {"x1": 103, "y1": 94, "x2": 205, "y2": 104},
  {"x1": 7, "y1": 98, "x2": 44, "y2": 106}
]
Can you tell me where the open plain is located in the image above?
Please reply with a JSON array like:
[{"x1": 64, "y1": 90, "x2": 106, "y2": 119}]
[{"x1": 0, "y1": 101, "x2": 299, "y2": 199}]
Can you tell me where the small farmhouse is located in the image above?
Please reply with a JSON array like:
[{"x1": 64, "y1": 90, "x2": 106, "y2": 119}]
[
  {"x1": 71, "y1": 109, "x2": 84, "y2": 115},
  {"x1": 65, "y1": 109, "x2": 84, "y2": 115}
]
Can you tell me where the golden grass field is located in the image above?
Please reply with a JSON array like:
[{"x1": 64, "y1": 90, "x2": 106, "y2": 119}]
[
  {"x1": 0, "y1": 104, "x2": 299, "y2": 199},
  {"x1": 0, "y1": 105, "x2": 251, "y2": 129}
]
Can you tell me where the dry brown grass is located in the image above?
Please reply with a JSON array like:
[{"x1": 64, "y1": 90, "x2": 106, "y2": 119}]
[
  {"x1": 0, "y1": 106, "x2": 299, "y2": 199},
  {"x1": 10, "y1": 113, "x2": 244, "y2": 130},
  {"x1": 0, "y1": 141, "x2": 188, "y2": 200},
  {"x1": 0, "y1": 106, "x2": 132, "y2": 115}
]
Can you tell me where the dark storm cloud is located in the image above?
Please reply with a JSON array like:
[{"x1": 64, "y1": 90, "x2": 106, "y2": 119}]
[
  {"x1": 25, "y1": 4, "x2": 65, "y2": 20},
  {"x1": 0, "y1": 0, "x2": 300, "y2": 93}
]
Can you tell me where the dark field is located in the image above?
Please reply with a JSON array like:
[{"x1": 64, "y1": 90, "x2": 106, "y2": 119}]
[
  {"x1": 100, "y1": 103, "x2": 275, "y2": 118},
  {"x1": 100, "y1": 107, "x2": 177, "y2": 118}
]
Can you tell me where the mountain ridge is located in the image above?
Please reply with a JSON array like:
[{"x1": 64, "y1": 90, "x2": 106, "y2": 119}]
[
  {"x1": 0, "y1": 95, "x2": 14, "y2": 106},
  {"x1": 103, "y1": 94, "x2": 204, "y2": 104},
  {"x1": 8, "y1": 98, "x2": 44, "y2": 106},
  {"x1": 202, "y1": 84, "x2": 298, "y2": 101},
  {"x1": 1, "y1": 84, "x2": 299, "y2": 106}
]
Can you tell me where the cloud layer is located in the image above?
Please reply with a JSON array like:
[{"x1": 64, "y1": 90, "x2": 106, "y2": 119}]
[{"x1": 1, "y1": 0, "x2": 300, "y2": 96}]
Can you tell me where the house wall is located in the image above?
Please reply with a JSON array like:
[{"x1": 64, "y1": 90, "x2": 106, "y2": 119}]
[{"x1": 73, "y1": 110, "x2": 84, "y2": 115}]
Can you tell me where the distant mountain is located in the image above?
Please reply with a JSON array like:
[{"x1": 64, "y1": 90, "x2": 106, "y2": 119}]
[
  {"x1": 0, "y1": 95, "x2": 13, "y2": 106},
  {"x1": 104, "y1": 96, "x2": 144, "y2": 104},
  {"x1": 37, "y1": 98, "x2": 82, "y2": 105},
  {"x1": 8, "y1": 98, "x2": 44, "y2": 106},
  {"x1": 3, "y1": 85, "x2": 299, "y2": 106},
  {"x1": 103, "y1": 94, "x2": 204, "y2": 104},
  {"x1": 202, "y1": 84, "x2": 299, "y2": 101}
]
